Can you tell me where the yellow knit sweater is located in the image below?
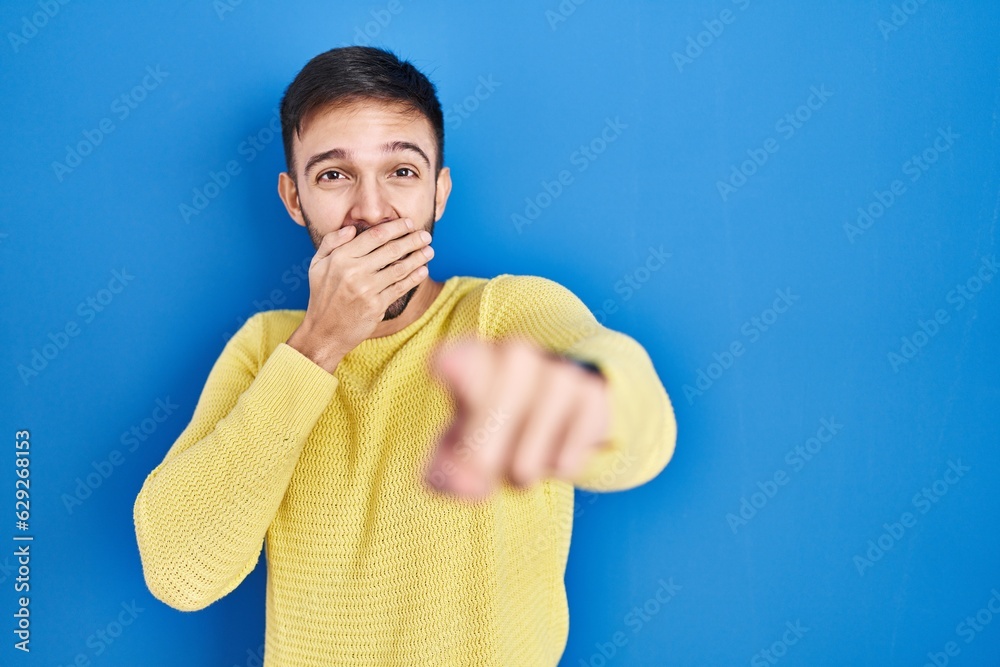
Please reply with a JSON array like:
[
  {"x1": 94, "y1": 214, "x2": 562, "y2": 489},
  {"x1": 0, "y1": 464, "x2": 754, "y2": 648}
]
[{"x1": 133, "y1": 273, "x2": 676, "y2": 666}]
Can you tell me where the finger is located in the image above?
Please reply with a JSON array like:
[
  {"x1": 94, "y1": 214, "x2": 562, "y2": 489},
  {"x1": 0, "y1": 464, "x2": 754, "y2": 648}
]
[
  {"x1": 371, "y1": 234, "x2": 433, "y2": 293},
  {"x1": 312, "y1": 225, "x2": 357, "y2": 264},
  {"x1": 428, "y1": 339, "x2": 502, "y2": 498},
  {"x1": 425, "y1": 406, "x2": 492, "y2": 500},
  {"x1": 551, "y1": 373, "x2": 611, "y2": 482},
  {"x1": 344, "y1": 218, "x2": 415, "y2": 258},
  {"x1": 426, "y1": 337, "x2": 478, "y2": 453},
  {"x1": 366, "y1": 227, "x2": 432, "y2": 273},
  {"x1": 457, "y1": 338, "x2": 543, "y2": 495},
  {"x1": 507, "y1": 359, "x2": 579, "y2": 488},
  {"x1": 377, "y1": 262, "x2": 429, "y2": 310},
  {"x1": 429, "y1": 336, "x2": 487, "y2": 408}
]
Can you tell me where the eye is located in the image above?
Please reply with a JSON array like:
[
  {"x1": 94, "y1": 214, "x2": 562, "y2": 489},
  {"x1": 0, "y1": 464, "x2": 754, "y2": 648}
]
[
  {"x1": 317, "y1": 170, "x2": 344, "y2": 182},
  {"x1": 394, "y1": 167, "x2": 417, "y2": 178}
]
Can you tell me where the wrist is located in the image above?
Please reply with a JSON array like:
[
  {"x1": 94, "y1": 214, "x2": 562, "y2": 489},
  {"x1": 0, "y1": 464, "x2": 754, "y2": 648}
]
[{"x1": 286, "y1": 324, "x2": 346, "y2": 375}]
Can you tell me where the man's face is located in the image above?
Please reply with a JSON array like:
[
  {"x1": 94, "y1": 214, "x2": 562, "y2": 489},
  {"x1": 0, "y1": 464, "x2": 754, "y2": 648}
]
[{"x1": 278, "y1": 98, "x2": 451, "y2": 321}]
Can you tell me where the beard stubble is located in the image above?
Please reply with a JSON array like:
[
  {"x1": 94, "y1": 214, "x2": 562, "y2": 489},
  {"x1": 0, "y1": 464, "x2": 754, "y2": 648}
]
[{"x1": 300, "y1": 200, "x2": 436, "y2": 322}]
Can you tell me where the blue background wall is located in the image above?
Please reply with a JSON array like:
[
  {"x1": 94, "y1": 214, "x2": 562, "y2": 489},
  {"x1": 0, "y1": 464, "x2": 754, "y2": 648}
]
[{"x1": 2, "y1": 1, "x2": 999, "y2": 665}]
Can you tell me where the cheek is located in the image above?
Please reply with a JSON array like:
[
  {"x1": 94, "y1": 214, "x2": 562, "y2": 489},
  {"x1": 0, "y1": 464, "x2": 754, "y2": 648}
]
[
  {"x1": 394, "y1": 186, "x2": 433, "y2": 208},
  {"x1": 303, "y1": 192, "x2": 350, "y2": 225}
]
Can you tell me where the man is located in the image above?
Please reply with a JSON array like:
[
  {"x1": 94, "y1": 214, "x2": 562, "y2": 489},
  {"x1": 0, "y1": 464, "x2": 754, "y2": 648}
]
[{"x1": 133, "y1": 45, "x2": 677, "y2": 666}]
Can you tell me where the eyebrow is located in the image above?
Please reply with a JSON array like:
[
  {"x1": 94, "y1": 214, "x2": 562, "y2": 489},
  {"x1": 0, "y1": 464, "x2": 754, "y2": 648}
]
[{"x1": 303, "y1": 140, "x2": 431, "y2": 177}]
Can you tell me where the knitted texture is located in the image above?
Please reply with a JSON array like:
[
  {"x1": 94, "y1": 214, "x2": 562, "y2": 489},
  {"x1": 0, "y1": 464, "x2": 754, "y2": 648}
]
[{"x1": 133, "y1": 273, "x2": 677, "y2": 666}]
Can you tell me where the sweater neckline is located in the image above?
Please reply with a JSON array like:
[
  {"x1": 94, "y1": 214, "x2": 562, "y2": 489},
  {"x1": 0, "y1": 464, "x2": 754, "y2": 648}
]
[{"x1": 350, "y1": 275, "x2": 461, "y2": 352}]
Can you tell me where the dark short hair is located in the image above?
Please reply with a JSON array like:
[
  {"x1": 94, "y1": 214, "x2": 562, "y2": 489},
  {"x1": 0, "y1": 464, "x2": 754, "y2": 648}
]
[{"x1": 279, "y1": 46, "x2": 445, "y2": 180}]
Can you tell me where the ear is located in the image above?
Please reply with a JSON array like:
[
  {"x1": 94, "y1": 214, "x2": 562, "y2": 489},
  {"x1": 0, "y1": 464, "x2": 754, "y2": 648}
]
[
  {"x1": 277, "y1": 172, "x2": 306, "y2": 227},
  {"x1": 434, "y1": 166, "x2": 452, "y2": 222}
]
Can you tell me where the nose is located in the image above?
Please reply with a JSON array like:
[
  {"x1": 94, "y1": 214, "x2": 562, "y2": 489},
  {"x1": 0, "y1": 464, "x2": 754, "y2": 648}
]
[{"x1": 347, "y1": 174, "x2": 397, "y2": 231}]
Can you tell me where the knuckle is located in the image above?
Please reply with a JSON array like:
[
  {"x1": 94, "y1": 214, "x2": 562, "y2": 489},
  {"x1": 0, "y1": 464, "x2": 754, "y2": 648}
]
[
  {"x1": 503, "y1": 338, "x2": 536, "y2": 366},
  {"x1": 510, "y1": 459, "x2": 535, "y2": 486},
  {"x1": 411, "y1": 249, "x2": 430, "y2": 267},
  {"x1": 345, "y1": 275, "x2": 366, "y2": 297},
  {"x1": 547, "y1": 365, "x2": 576, "y2": 396},
  {"x1": 387, "y1": 237, "x2": 407, "y2": 255}
]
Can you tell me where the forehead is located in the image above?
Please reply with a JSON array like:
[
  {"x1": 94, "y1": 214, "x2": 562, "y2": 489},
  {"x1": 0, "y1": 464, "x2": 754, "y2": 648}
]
[{"x1": 296, "y1": 99, "x2": 435, "y2": 158}]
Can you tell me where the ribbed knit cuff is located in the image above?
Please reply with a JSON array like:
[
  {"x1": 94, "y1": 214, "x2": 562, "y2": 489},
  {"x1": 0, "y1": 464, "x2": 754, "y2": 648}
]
[{"x1": 255, "y1": 343, "x2": 340, "y2": 432}]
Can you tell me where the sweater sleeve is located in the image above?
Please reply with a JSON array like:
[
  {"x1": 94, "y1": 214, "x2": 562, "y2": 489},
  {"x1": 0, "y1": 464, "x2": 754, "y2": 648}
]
[
  {"x1": 480, "y1": 274, "x2": 677, "y2": 493},
  {"x1": 132, "y1": 312, "x2": 340, "y2": 611}
]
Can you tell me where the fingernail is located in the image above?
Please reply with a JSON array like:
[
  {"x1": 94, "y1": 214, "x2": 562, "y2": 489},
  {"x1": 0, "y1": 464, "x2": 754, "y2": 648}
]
[{"x1": 405, "y1": 218, "x2": 414, "y2": 229}]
